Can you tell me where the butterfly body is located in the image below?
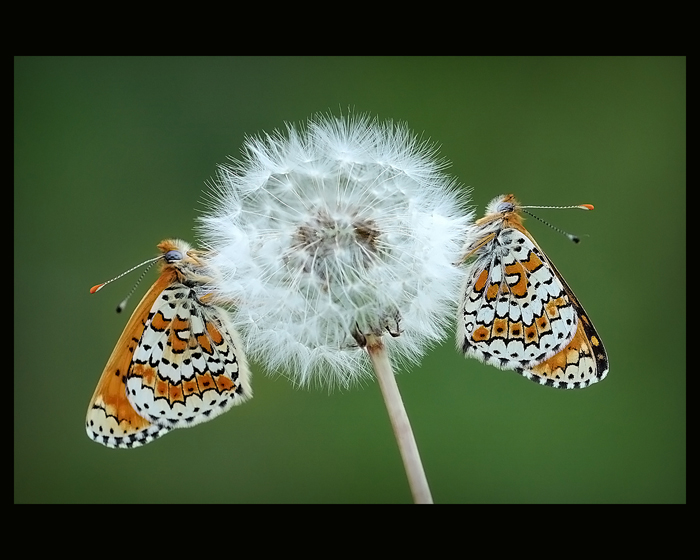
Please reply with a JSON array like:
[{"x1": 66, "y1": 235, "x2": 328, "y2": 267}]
[
  {"x1": 457, "y1": 195, "x2": 608, "y2": 389},
  {"x1": 86, "y1": 239, "x2": 252, "y2": 448}
]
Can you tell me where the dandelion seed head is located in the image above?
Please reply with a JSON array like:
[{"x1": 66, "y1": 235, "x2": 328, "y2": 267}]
[{"x1": 198, "y1": 114, "x2": 472, "y2": 387}]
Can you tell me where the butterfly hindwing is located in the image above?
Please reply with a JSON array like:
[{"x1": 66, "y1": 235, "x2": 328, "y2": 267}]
[{"x1": 126, "y1": 284, "x2": 252, "y2": 429}]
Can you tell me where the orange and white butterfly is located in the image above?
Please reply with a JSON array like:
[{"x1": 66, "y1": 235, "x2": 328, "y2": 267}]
[
  {"x1": 457, "y1": 194, "x2": 608, "y2": 389},
  {"x1": 86, "y1": 239, "x2": 252, "y2": 448}
]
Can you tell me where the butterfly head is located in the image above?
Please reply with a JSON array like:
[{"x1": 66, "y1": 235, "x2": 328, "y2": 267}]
[
  {"x1": 157, "y1": 239, "x2": 208, "y2": 269},
  {"x1": 156, "y1": 239, "x2": 212, "y2": 285},
  {"x1": 157, "y1": 239, "x2": 192, "y2": 261},
  {"x1": 484, "y1": 194, "x2": 519, "y2": 218},
  {"x1": 471, "y1": 195, "x2": 523, "y2": 233}
]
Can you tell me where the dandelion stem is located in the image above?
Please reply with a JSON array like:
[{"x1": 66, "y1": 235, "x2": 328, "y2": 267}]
[{"x1": 365, "y1": 334, "x2": 433, "y2": 504}]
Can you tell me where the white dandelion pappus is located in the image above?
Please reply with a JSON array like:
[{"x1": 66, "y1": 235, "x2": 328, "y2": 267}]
[{"x1": 198, "y1": 114, "x2": 471, "y2": 388}]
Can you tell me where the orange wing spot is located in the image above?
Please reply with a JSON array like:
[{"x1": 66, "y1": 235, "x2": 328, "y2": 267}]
[
  {"x1": 590, "y1": 335, "x2": 600, "y2": 347},
  {"x1": 215, "y1": 374, "x2": 236, "y2": 392},
  {"x1": 130, "y1": 364, "x2": 157, "y2": 390},
  {"x1": 504, "y1": 261, "x2": 528, "y2": 297},
  {"x1": 474, "y1": 269, "x2": 489, "y2": 293},
  {"x1": 545, "y1": 297, "x2": 567, "y2": 319},
  {"x1": 535, "y1": 312, "x2": 551, "y2": 334},
  {"x1": 510, "y1": 272, "x2": 527, "y2": 297},
  {"x1": 492, "y1": 317, "x2": 508, "y2": 338},
  {"x1": 486, "y1": 283, "x2": 500, "y2": 301},
  {"x1": 509, "y1": 321, "x2": 523, "y2": 339},
  {"x1": 472, "y1": 325, "x2": 491, "y2": 342},
  {"x1": 522, "y1": 251, "x2": 544, "y2": 272},
  {"x1": 155, "y1": 377, "x2": 169, "y2": 398},
  {"x1": 169, "y1": 382, "x2": 185, "y2": 404},
  {"x1": 206, "y1": 321, "x2": 224, "y2": 345},
  {"x1": 196, "y1": 372, "x2": 215, "y2": 391},
  {"x1": 170, "y1": 336, "x2": 188, "y2": 354},
  {"x1": 171, "y1": 316, "x2": 189, "y2": 336},
  {"x1": 150, "y1": 311, "x2": 171, "y2": 332},
  {"x1": 183, "y1": 378, "x2": 200, "y2": 396},
  {"x1": 169, "y1": 317, "x2": 189, "y2": 353},
  {"x1": 524, "y1": 323, "x2": 539, "y2": 344},
  {"x1": 197, "y1": 334, "x2": 213, "y2": 355},
  {"x1": 581, "y1": 315, "x2": 591, "y2": 325}
]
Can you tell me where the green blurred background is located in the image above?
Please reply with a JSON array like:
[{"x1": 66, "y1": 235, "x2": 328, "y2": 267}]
[{"x1": 14, "y1": 57, "x2": 685, "y2": 503}]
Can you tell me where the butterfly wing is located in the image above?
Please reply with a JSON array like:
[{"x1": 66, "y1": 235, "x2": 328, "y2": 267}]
[
  {"x1": 86, "y1": 273, "x2": 174, "y2": 448},
  {"x1": 126, "y1": 284, "x2": 252, "y2": 428},
  {"x1": 521, "y1": 246, "x2": 609, "y2": 389},
  {"x1": 458, "y1": 227, "x2": 580, "y2": 376}
]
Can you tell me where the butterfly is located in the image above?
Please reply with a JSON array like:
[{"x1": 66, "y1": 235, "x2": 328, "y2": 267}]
[
  {"x1": 456, "y1": 194, "x2": 608, "y2": 389},
  {"x1": 86, "y1": 239, "x2": 252, "y2": 448}
]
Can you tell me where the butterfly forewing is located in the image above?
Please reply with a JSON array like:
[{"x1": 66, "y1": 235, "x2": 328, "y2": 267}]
[
  {"x1": 524, "y1": 250, "x2": 609, "y2": 388},
  {"x1": 86, "y1": 272, "x2": 175, "y2": 448}
]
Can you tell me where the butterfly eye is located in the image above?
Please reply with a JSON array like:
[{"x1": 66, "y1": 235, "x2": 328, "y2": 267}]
[
  {"x1": 496, "y1": 201, "x2": 515, "y2": 213},
  {"x1": 164, "y1": 250, "x2": 184, "y2": 263}
]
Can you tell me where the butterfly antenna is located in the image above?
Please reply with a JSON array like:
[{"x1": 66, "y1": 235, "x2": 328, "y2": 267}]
[
  {"x1": 89, "y1": 255, "x2": 162, "y2": 312},
  {"x1": 519, "y1": 203, "x2": 594, "y2": 244},
  {"x1": 115, "y1": 260, "x2": 160, "y2": 313}
]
